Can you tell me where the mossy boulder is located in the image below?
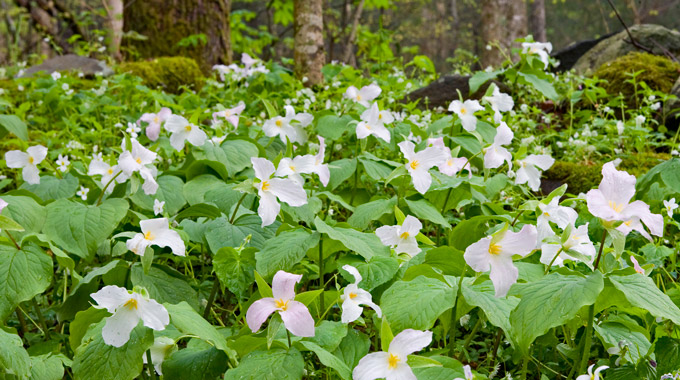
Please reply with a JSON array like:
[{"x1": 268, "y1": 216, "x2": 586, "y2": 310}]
[
  {"x1": 594, "y1": 52, "x2": 680, "y2": 103},
  {"x1": 573, "y1": 24, "x2": 680, "y2": 73},
  {"x1": 117, "y1": 57, "x2": 204, "y2": 93}
]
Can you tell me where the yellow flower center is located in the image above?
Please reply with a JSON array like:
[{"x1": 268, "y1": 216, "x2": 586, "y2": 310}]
[
  {"x1": 608, "y1": 201, "x2": 624, "y2": 213},
  {"x1": 28, "y1": 156, "x2": 35, "y2": 164},
  {"x1": 136, "y1": 157, "x2": 142, "y2": 164},
  {"x1": 349, "y1": 292, "x2": 357, "y2": 299},
  {"x1": 400, "y1": 232, "x2": 410, "y2": 239},
  {"x1": 225, "y1": 110, "x2": 231, "y2": 116},
  {"x1": 460, "y1": 107, "x2": 467, "y2": 114},
  {"x1": 447, "y1": 159, "x2": 454, "y2": 167},
  {"x1": 275, "y1": 299, "x2": 289, "y2": 311},
  {"x1": 489, "y1": 243, "x2": 502, "y2": 255},
  {"x1": 144, "y1": 231, "x2": 154, "y2": 240},
  {"x1": 107, "y1": 168, "x2": 114, "y2": 175},
  {"x1": 184, "y1": 125, "x2": 192, "y2": 132},
  {"x1": 356, "y1": 95, "x2": 362, "y2": 101},
  {"x1": 387, "y1": 353, "x2": 400, "y2": 369},
  {"x1": 261, "y1": 180, "x2": 270, "y2": 191},
  {"x1": 624, "y1": 220, "x2": 632, "y2": 227},
  {"x1": 378, "y1": 114, "x2": 383, "y2": 120},
  {"x1": 123, "y1": 298, "x2": 138, "y2": 310},
  {"x1": 153, "y1": 116, "x2": 159, "y2": 123},
  {"x1": 410, "y1": 160, "x2": 420, "y2": 170},
  {"x1": 289, "y1": 165, "x2": 296, "y2": 172},
  {"x1": 543, "y1": 212, "x2": 550, "y2": 217},
  {"x1": 275, "y1": 119, "x2": 283, "y2": 127}
]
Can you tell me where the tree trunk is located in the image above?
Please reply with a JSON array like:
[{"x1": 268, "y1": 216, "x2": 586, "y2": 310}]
[
  {"x1": 13, "y1": 0, "x2": 85, "y2": 54},
  {"x1": 528, "y1": 0, "x2": 546, "y2": 42},
  {"x1": 481, "y1": 0, "x2": 527, "y2": 68},
  {"x1": 123, "y1": 0, "x2": 232, "y2": 71},
  {"x1": 106, "y1": 0, "x2": 123, "y2": 60},
  {"x1": 294, "y1": 0, "x2": 325, "y2": 86},
  {"x1": 342, "y1": 0, "x2": 364, "y2": 65}
]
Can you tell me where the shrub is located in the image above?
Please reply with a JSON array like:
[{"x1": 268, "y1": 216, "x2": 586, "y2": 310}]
[{"x1": 117, "y1": 57, "x2": 204, "y2": 93}]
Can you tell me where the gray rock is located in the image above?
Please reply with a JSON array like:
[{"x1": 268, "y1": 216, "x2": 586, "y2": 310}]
[
  {"x1": 573, "y1": 24, "x2": 680, "y2": 73},
  {"x1": 402, "y1": 74, "x2": 510, "y2": 110},
  {"x1": 18, "y1": 54, "x2": 113, "y2": 78},
  {"x1": 551, "y1": 31, "x2": 617, "y2": 72}
]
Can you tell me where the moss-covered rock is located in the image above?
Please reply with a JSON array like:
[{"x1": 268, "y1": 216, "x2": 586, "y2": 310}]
[
  {"x1": 117, "y1": 57, "x2": 204, "y2": 93},
  {"x1": 594, "y1": 52, "x2": 680, "y2": 103}
]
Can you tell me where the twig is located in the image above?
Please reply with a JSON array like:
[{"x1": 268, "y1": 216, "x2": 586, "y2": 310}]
[{"x1": 604, "y1": 0, "x2": 653, "y2": 54}]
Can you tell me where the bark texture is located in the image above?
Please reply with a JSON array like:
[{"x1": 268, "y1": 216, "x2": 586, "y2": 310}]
[
  {"x1": 106, "y1": 0, "x2": 123, "y2": 60},
  {"x1": 294, "y1": 0, "x2": 325, "y2": 86},
  {"x1": 123, "y1": 0, "x2": 232, "y2": 71},
  {"x1": 529, "y1": 0, "x2": 546, "y2": 42},
  {"x1": 13, "y1": 0, "x2": 86, "y2": 53},
  {"x1": 481, "y1": 0, "x2": 527, "y2": 68}
]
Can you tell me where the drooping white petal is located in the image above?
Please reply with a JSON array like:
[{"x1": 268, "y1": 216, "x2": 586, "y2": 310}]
[
  {"x1": 257, "y1": 191, "x2": 280, "y2": 227},
  {"x1": 22, "y1": 165, "x2": 41, "y2": 185},
  {"x1": 488, "y1": 254, "x2": 519, "y2": 297},
  {"x1": 388, "y1": 329, "x2": 433, "y2": 358},
  {"x1": 409, "y1": 167, "x2": 433, "y2": 194},
  {"x1": 153, "y1": 228, "x2": 186, "y2": 257},
  {"x1": 353, "y1": 352, "x2": 391, "y2": 380},
  {"x1": 268, "y1": 178, "x2": 307, "y2": 207},
  {"x1": 5, "y1": 150, "x2": 29, "y2": 168},
  {"x1": 342, "y1": 264, "x2": 362, "y2": 284},
  {"x1": 91, "y1": 285, "x2": 132, "y2": 313},
  {"x1": 102, "y1": 306, "x2": 140, "y2": 347},
  {"x1": 251, "y1": 157, "x2": 276, "y2": 181},
  {"x1": 137, "y1": 296, "x2": 170, "y2": 330},
  {"x1": 341, "y1": 295, "x2": 364, "y2": 324}
]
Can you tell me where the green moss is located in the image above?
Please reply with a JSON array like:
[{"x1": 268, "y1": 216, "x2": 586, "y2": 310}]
[
  {"x1": 620, "y1": 152, "x2": 670, "y2": 178},
  {"x1": 594, "y1": 52, "x2": 680, "y2": 103},
  {"x1": 117, "y1": 57, "x2": 204, "y2": 94}
]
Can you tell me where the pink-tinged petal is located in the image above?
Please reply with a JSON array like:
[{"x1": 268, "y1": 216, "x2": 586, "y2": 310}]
[
  {"x1": 27, "y1": 145, "x2": 48, "y2": 164},
  {"x1": 154, "y1": 229, "x2": 186, "y2": 257},
  {"x1": 245, "y1": 298, "x2": 278, "y2": 332},
  {"x1": 488, "y1": 255, "x2": 519, "y2": 297},
  {"x1": 102, "y1": 306, "x2": 140, "y2": 347},
  {"x1": 524, "y1": 154, "x2": 554, "y2": 171},
  {"x1": 272, "y1": 270, "x2": 302, "y2": 300},
  {"x1": 91, "y1": 285, "x2": 131, "y2": 313},
  {"x1": 623, "y1": 200, "x2": 664, "y2": 237},
  {"x1": 372, "y1": 124, "x2": 391, "y2": 143},
  {"x1": 257, "y1": 191, "x2": 280, "y2": 227},
  {"x1": 231, "y1": 103, "x2": 245, "y2": 115},
  {"x1": 389, "y1": 329, "x2": 432, "y2": 357},
  {"x1": 5, "y1": 150, "x2": 28, "y2": 168},
  {"x1": 410, "y1": 168, "x2": 433, "y2": 194},
  {"x1": 251, "y1": 157, "x2": 275, "y2": 180},
  {"x1": 460, "y1": 115, "x2": 478, "y2": 132},
  {"x1": 540, "y1": 243, "x2": 564, "y2": 266},
  {"x1": 0, "y1": 199, "x2": 7, "y2": 213},
  {"x1": 158, "y1": 107, "x2": 172, "y2": 121},
  {"x1": 629, "y1": 256, "x2": 645, "y2": 274},
  {"x1": 599, "y1": 162, "x2": 636, "y2": 206},
  {"x1": 427, "y1": 137, "x2": 446, "y2": 150},
  {"x1": 226, "y1": 115, "x2": 240, "y2": 128},
  {"x1": 146, "y1": 123, "x2": 161, "y2": 141},
  {"x1": 464, "y1": 237, "x2": 492, "y2": 273},
  {"x1": 353, "y1": 352, "x2": 391, "y2": 380},
  {"x1": 397, "y1": 141, "x2": 416, "y2": 162},
  {"x1": 268, "y1": 178, "x2": 307, "y2": 207},
  {"x1": 139, "y1": 113, "x2": 156, "y2": 123},
  {"x1": 401, "y1": 216, "x2": 422, "y2": 236},
  {"x1": 341, "y1": 297, "x2": 364, "y2": 323},
  {"x1": 376, "y1": 225, "x2": 401, "y2": 247},
  {"x1": 416, "y1": 147, "x2": 447, "y2": 169},
  {"x1": 187, "y1": 127, "x2": 208, "y2": 147},
  {"x1": 342, "y1": 265, "x2": 362, "y2": 284},
  {"x1": 280, "y1": 300, "x2": 315, "y2": 337},
  {"x1": 499, "y1": 224, "x2": 537, "y2": 258},
  {"x1": 586, "y1": 189, "x2": 620, "y2": 221},
  {"x1": 22, "y1": 165, "x2": 41, "y2": 185},
  {"x1": 137, "y1": 296, "x2": 169, "y2": 330}
]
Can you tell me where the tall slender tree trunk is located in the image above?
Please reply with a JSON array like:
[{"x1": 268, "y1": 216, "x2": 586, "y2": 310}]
[
  {"x1": 342, "y1": 0, "x2": 365, "y2": 65},
  {"x1": 481, "y1": 0, "x2": 527, "y2": 68},
  {"x1": 528, "y1": 0, "x2": 546, "y2": 42},
  {"x1": 123, "y1": 0, "x2": 232, "y2": 71},
  {"x1": 106, "y1": 0, "x2": 123, "y2": 60},
  {"x1": 294, "y1": 0, "x2": 325, "y2": 86}
]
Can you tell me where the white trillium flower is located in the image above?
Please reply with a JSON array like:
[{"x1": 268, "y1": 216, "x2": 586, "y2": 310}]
[
  {"x1": 454, "y1": 364, "x2": 474, "y2": 380},
  {"x1": 483, "y1": 122, "x2": 514, "y2": 169},
  {"x1": 262, "y1": 106, "x2": 312, "y2": 144},
  {"x1": 340, "y1": 265, "x2": 382, "y2": 323},
  {"x1": 164, "y1": 114, "x2": 208, "y2": 151},
  {"x1": 427, "y1": 137, "x2": 470, "y2": 177},
  {"x1": 126, "y1": 218, "x2": 185, "y2": 257},
  {"x1": 310, "y1": 136, "x2": 330, "y2": 186},
  {"x1": 56, "y1": 154, "x2": 70, "y2": 172},
  {"x1": 464, "y1": 224, "x2": 537, "y2": 297},
  {"x1": 138, "y1": 107, "x2": 172, "y2": 141},
  {"x1": 576, "y1": 364, "x2": 608, "y2": 380},
  {"x1": 142, "y1": 336, "x2": 176, "y2": 375},
  {"x1": 345, "y1": 84, "x2": 381, "y2": 107},
  {"x1": 398, "y1": 140, "x2": 447, "y2": 194},
  {"x1": 90, "y1": 285, "x2": 169, "y2": 347},
  {"x1": 5, "y1": 145, "x2": 48, "y2": 185},
  {"x1": 536, "y1": 197, "x2": 578, "y2": 245},
  {"x1": 126, "y1": 122, "x2": 141, "y2": 138},
  {"x1": 153, "y1": 199, "x2": 165, "y2": 216},
  {"x1": 664, "y1": 198, "x2": 678, "y2": 218},
  {"x1": 586, "y1": 162, "x2": 663, "y2": 240},
  {"x1": 483, "y1": 85, "x2": 514, "y2": 124},
  {"x1": 356, "y1": 102, "x2": 392, "y2": 143},
  {"x1": 375, "y1": 215, "x2": 422, "y2": 257},
  {"x1": 275, "y1": 155, "x2": 315, "y2": 185},
  {"x1": 521, "y1": 42, "x2": 553, "y2": 69},
  {"x1": 540, "y1": 223, "x2": 595, "y2": 267},
  {"x1": 252, "y1": 157, "x2": 308, "y2": 227},
  {"x1": 629, "y1": 256, "x2": 646, "y2": 275},
  {"x1": 118, "y1": 139, "x2": 159, "y2": 195},
  {"x1": 515, "y1": 154, "x2": 554, "y2": 191},
  {"x1": 448, "y1": 99, "x2": 484, "y2": 132},
  {"x1": 353, "y1": 329, "x2": 432, "y2": 380},
  {"x1": 212, "y1": 102, "x2": 245, "y2": 128},
  {"x1": 88, "y1": 159, "x2": 128, "y2": 191},
  {"x1": 245, "y1": 270, "x2": 315, "y2": 337}
]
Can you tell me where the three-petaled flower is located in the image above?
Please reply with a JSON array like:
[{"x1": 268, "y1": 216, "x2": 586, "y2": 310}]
[
  {"x1": 252, "y1": 157, "x2": 308, "y2": 227},
  {"x1": 353, "y1": 329, "x2": 432, "y2": 380},
  {"x1": 340, "y1": 265, "x2": 382, "y2": 323},
  {"x1": 345, "y1": 84, "x2": 381, "y2": 107},
  {"x1": 5, "y1": 145, "x2": 48, "y2": 185},
  {"x1": 165, "y1": 114, "x2": 208, "y2": 151},
  {"x1": 356, "y1": 102, "x2": 392, "y2": 143},
  {"x1": 375, "y1": 215, "x2": 422, "y2": 257},
  {"x1": 262, "y1": 106, "x2": 313, "y2": 144},
  {"x1": 398, "y1": 140, "x2": 447, "y2": 194},
  {"x1": 484, "y1": 122, "x2": 514, "y2": 169},
  {"x1": 448, "y1": 99, "x2": 484, "y2": 132},
  {"x1": 575, "y1": 364, "x2": 608, "y2": 380},
  {"x1": 126, "y1": 217, "x2": 185, "y2": 257}
]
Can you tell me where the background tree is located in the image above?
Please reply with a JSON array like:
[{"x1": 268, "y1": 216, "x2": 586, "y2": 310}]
[
  {"x1": 529, "y1": 0, "x2": 546, "y2": 42},
  {"x1": 293, "y1": 0, "x2": 325, "y2": 86},
  {"x1": 481, "y1": 0, "x2": 527, "y2": 67}
]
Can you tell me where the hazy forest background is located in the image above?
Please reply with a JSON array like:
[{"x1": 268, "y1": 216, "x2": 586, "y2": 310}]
[{"x1": 1, "y1": 0, "x2": 678, "y2": 72}]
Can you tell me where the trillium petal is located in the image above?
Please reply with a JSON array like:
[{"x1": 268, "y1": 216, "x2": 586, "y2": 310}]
[
  {"x1": 372, "y1": 124, "x2": 391, "y2": 143},
  {"x1": 410, "y1": 168, "x2": 432, "y2": 194},
  {"x1": 154, "y1": 229, "x2": 186, "y2": 257},
  {"x1": 145, "y1": 122, "x2": 161, "y2": 141},
  {"x1": 599, "y1": 162, "x2": 636, "y2": 206},
  {"x1": 353, "y1": 352, "x2": 391, "y2": 380},
  {"x1": 102, "y1": 307, "x2": 140, "y2": 347},
  {"x1": 268, "y1": 178, "x2": 307, "y2": 207},
  {"x1": 495, "y1": 122, "x2": 514, "y2": 145},
  {"x1": 245, "y1": 298, "x2": 277, "y2": 332},
  {"x1": 464, "y1": 237, "x2": 492, "y2": 273},
  {"x1": 140, "y1": 168, "x2": 159, "y2": 195},
  {"x1": 460, "y1": 115, "x2": 478, "y2": 132},
  {"x1": 389, "y1": 329, "x2": 432, "y2": 357},
  {"x1": 524, "y1": 154, "x2": 554, "y2": 171},
  {"x1": 376, "y1": 225, "x2": 401, "y2": 247},
  {"x1": 353, "y1": 289, "x2": 382, "y2": 317},
  {"x1": 356, "y1": 122, "x2": 371, "y2": 139},
  {"x1": 88, "y1": 160, "x2": 111, "y2": 176},
  {"x1": 294, "y1": 112, "x2": 313, "y2": 127},
  {"x1": 257, "y1": 191, "x2": 280, "y2": 227},
  {"x1": 187, "y1": 127, "x2": 208, "y2": 147},
  {"x1": 401, "y1": 216, "x2": 422, "y2": 236},
  {"x1": 91, "y1": 285, "x2": 131, "y2": 313},
  {"x1": 315, "y1": 164, "x2": 330, "y2": 186},
  {"x1": 118, "y1": 151, "x2": 138, "y2": 175},
  {"x1": 540, "y1": 243, "x2": 564, "y2": 266},
  {"x1": 272, "y1": 270, "x2": 302, "y2": 301},
  {"x1": 416, "y1": 147, "x2": 447, "y2": 169},
  {"x1": 397, "y1": 141, "x2": 416, "y2": 162},
  {"x1": 484, "y1": 146, "x2": 511, "y2": 169},
  {"x1": 499, "y1": 224, "x2": 537, "y2": 258},
  {"x1": 280, "y1": 300, "x2": 315, "y2": 337},
  {"x1": 341, "y1": 298, "x2": 364, "y2": 324},
  {"x1": 5, "y1": 150, "x2": 28, "y2": 168},
  {"x1": 22, "y1": 165, "x2": 41, "y2": 185},
  {"x1": 27, "y1": 145, "x2": 48, "y2": 164},
  {"x1": 169, "y1": 130, "x2": 187, "y2": 151},
  {"x1": 138, "y1": 297, "x2": 169, "y2": 330},
  {"x1": 489, "y1": 255, "x2": 519, "y2": 297},
  {"x1": 395, "y1": 238, "x2": 421, "y2": 257},
  {"x1": 360, "y1": 84, "x2": 382, "y2": 102},
  {"x1": 126, "y1": 233, "x2": 150, "y2": 256},
  {"x1": 164, "y1": 115, "x2": 189, "y2": 134},
  {"x1": 448, "y1": 100, "x2": 462, "y2": 113},
  {"x1": 386, "y1": 363, "x2": 417, "y2": 380},
  {"x1": 586, "y1": 189, "x2": 620, "y2": 221},
  {"x1": 251, "y1": 157, "x2": 276, "y2": 181},
  {"x1": 342, "y1": 264, "x2": 362, "y2": 284}
]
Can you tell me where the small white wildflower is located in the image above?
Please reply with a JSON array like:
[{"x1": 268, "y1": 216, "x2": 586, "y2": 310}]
[{"x1": 76, "y1": 186, "x2": 89, "y2": 200}]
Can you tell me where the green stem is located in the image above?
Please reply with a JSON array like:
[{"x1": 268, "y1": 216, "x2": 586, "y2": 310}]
[
  {"x1": 5, "y1": 230, "x2": 20, "y2": 250},
  {"x1": 286, "y1": 329, "x2": 292, "y2": 349},
  {"x1": 594, "y1": 229, "x2": 608, "y2": 271},
  {"x1": 31, "y1": 298, "x2": 50, "y2": 340},
  {"x1": 96, "y1": 170, "x2": 123, "y2": 206},
  {"x1": 448, "y1": 265, "x2": 467, "y2": 356},
  {"x1": 578, "y1": 229, "x2": 607, "y2": 374},
  {"x1": 230, "y1": 193, "x2": 248, "y2": 224},
  {"x1": 462, "y1": 316, "x2": 482, "y2": 351},
  {"x1": 510, "y1": 210, "x2": 524, "y2": 227},
  {"x1": 203, "y1": 279, "x2": 220, "y2": 319},
  {"x1": 44, "y1": 158, "x2": 64, "y2": 179},
  {"x1": 544, "y1": 247, "x2": 563, "y2": 274},
  {"x1": 521, "y1": 355, "x2": 529, "y2": 380},
  {"x1": 146, "y1": 349, "x2": 157, "y2": 380},
  {"x1": 318, "y1": 237, "x2": 325, "y2": 316}
]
